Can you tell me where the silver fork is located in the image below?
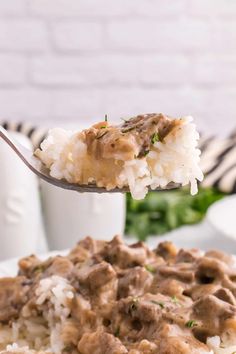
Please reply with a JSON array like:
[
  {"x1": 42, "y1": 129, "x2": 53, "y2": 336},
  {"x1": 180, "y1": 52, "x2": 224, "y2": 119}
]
[{"x1": 0, "y1": 125, "x2": 179, "y2": 193}]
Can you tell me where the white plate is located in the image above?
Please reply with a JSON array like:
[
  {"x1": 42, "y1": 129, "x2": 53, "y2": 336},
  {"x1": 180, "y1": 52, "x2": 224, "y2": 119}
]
[
  {"x1": 2, "y1": 221, "x2": 236, "y2": 277},
  {"x1": 207, "y1": 194, "x2": 236, "y2": 241}
]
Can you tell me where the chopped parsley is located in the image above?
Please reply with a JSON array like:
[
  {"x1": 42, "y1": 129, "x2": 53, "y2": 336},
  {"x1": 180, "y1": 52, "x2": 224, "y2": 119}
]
[
  {"x1": 63, "y1": 345, "x2": 73, "y2": 352},
  {"x1": 171, "y1": 296, "x2": 179, "y2": 304},
  {"x1": 150, "y1": 300, "x2": 165, "y2": 309},
  {"x1": 185, "y1": 320, "x2": 197, "y2": 328},
  {"x1": 143, "y1": 150, "x2": 150, "y2": 156},
  {"x1": 145, "y1": 264, "x2": 156, "y2": 273},
  {"x1": 151, "y1": 132, "x2": 160, "y2": 144},
  {"x1": 114, "y1": 326, "x2": 120, "y2": 337},
  {"x1": 33, "y1": 264, "x2": 45, "y2": 274},
  {"x1": 100, "y1": 125, "x2": 107, "y2": 129}
]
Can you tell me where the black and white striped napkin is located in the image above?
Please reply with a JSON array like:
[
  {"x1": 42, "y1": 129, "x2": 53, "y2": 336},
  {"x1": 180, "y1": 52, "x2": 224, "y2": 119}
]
[
  {"x1": 1, "y1": 121, "x2": 47, "y2": 150},
  {"x1": 1, "y1": 120, "x2": 236, "y2": 194},
  {"x1": 199, "y1": 130, "x2": 236, "y2": 193}
]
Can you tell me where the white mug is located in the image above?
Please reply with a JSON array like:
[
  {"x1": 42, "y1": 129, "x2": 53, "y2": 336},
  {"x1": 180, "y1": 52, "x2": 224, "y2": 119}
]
[
  {"x1": 0, "y1": 133, "x2": 46, "y2": 260},
  {"x1": 41, "y1": 180, "x2": 126, "y2": 250}
]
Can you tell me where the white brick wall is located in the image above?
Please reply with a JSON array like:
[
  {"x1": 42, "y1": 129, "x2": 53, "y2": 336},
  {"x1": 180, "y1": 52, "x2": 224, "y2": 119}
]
[
  {"x1": 52, "y1": 22, "x2": 104, "y2": 51},
  {"x1": 0, "y1": 0, "x2": 236, "y2": 136}
]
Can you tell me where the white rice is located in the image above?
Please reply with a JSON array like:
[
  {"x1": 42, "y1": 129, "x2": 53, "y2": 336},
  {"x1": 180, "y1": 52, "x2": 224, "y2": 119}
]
[
  {"x1": 207, "y1": 336, "x2": 236, "y2": 354},
  {"x1": 0, "y1": 276, "x2": 74, "y2": 354},
  {"x1": 36, "y1": 116, "x2": 203, "y2": 200}
]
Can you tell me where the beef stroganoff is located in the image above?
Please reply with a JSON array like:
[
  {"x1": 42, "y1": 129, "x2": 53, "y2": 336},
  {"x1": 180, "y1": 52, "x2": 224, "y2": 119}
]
[
  {"x1": 35, "y1": 114, "x2": 203, "y2": 199},
  {"x1": 1, "y1": 236, "x2": 236, "y2": 354}
]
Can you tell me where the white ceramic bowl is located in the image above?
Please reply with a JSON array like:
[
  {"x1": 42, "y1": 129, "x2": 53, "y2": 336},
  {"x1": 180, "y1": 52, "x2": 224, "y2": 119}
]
[
  {"x1": 0, "y1": 133, "x2": 46, "y2": 260},
  {"x1": 207, "y1": 195, "x2": 236, "y2": 241}
]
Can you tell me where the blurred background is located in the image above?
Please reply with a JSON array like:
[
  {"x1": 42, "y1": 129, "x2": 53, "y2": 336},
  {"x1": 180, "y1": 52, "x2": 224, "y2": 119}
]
[
  {"x1": 0, "y1": 0, "x2": 236, "y2": 135},
  {"x1": 0, "y1": 0, "x2": 236, "y2": 262}
]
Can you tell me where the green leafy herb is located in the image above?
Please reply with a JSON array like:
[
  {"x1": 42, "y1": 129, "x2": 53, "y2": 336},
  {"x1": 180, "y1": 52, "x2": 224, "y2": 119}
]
[
  {"x1": 151, "y1": 132, "x2": 160, "y2": 144},
  {"x1": 114, "y1": 327, "x2": 120, "y2": 337},
  {"x1": 185, "y1": 320, "x2": 197, "y2": 328},
  {"x1": 33, "y1": 264, "x2": 45, "y2": 274},
  {"x1": 171, "y1": 296, "x2": 179, "y2": 304},
  {"x1": 105, "y1": 114, "x2": 108, "y2": 122},
  {"x1": 151, "y1": 300, "x2": 165, "y2": 309},
  {"x1": 100, "y1": 125, "x2": 107, "y2": 129},
  {"x1": 143, "y1": 150, "x2": 150, "y2": 156},
  {"x1": 125, "y1": 187, "x2": 226, "y2": 241},
  {"x1": 145, "y1": 264, "x2": 156, "y2": 273},
  {"x1": 63, "y1": 345, "x2": 73, "y2": 352}
]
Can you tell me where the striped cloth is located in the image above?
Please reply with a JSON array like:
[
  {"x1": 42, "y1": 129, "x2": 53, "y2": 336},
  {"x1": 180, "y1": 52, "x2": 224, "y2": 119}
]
[
  {"x1": 200, "y1": 131, "x2": 236, "y2": 193},
  {"x1": 1, "y1": 120, "x2": 236, "y2": 194},
  {"x1": 1, "y1": 120, "x2": 47, "y2": 150}
]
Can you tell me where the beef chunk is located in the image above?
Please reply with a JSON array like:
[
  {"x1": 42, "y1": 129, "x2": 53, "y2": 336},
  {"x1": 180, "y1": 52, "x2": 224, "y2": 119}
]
[
  {"x1": 0, "y1": 277, "x2": 29, "y2": 322},
  {"x1": 18, "y1": 255, "x2": 41, "y2": 277},
  {"x1": 156, "y1": 323, "x2": 211, "y2": 354},
  {"x1": 192, "y1": 294, "x2": 236, "y2": 339},
  {"x1": 193, "y1": 294, "x2": 236, "y2": 319},
  {"x1": 19, "y1": 256, "x2": 74, "y2": 279},
  {"x1": 205, "y1": 250, "x2": 235, "y2": 266},
  {"x1": 195, "y1": 257, "x2": 228, "y2": 284},
  {"x1": 157, "y1": 334, "x2": 211, "y2": 354},
  {"x1": 176, "y1": 249, "x2": 202, "y2": 263},
  {"x1": 78, "y1": 331, "x2": 128, "y2": 354},
  {"x1": 69, "y1": 236, "x2": 106, "y2": 263},
  {"x1": 100, "y1": 236, "x2": 151, "y2": 268},
  {"x1": 119, "y1": 296, "x2": 163, "y2": 323},
  {"x1": 155, "y1": 241, "x2": 178, "y2": 260},
  {"x1": 118, "y1": 267, "x2": 152, "y2": 298},
  {"x1": 76, "y1": 261, "x2": 116, "y2": 290},
  {"x1": 44, "y1": 256, "x2": 74, "y2": 278},
  {"x1": 214, "y1": 288, "x2": 236, "y2": 306},
  {"x1": 158, "y1": 264, "x2": 194, "y2": 283}
]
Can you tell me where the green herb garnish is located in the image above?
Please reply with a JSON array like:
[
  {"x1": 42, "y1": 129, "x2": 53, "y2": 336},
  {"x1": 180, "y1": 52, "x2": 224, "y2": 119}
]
[
  {"x1": 151, "y1": 132, "x2": 160, "y2": 144},
  {"x1": 145, "y1": 264, "x2": 156, "y2": 273},
  {"x1": 151, "y1": 300, "x2": 165, "y2": 309},
  {"x1": 33, "y1": 264, "x2": 45, "y2": 273},
  {"x1": 100, "y1": 125, "x2": 107, "y2": 129},
  {"x1": 114, "y1": 327, "x2": 120, "y2": 337},
  {"x1": 185, "y1": 320, "x2": 197, "y2": 328},
  {"x1": 63, "y1": 345, "x2": 73, "y2": 352},
  {"x1": 143, "y1": 150, "x2": 150, "y2": 156},
  {"x1": 171, "y1": 296, "x2": 179, "y2": 304},
  {"x1": 125, "y1": 187, "x2": 226, "y2": 241}
]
